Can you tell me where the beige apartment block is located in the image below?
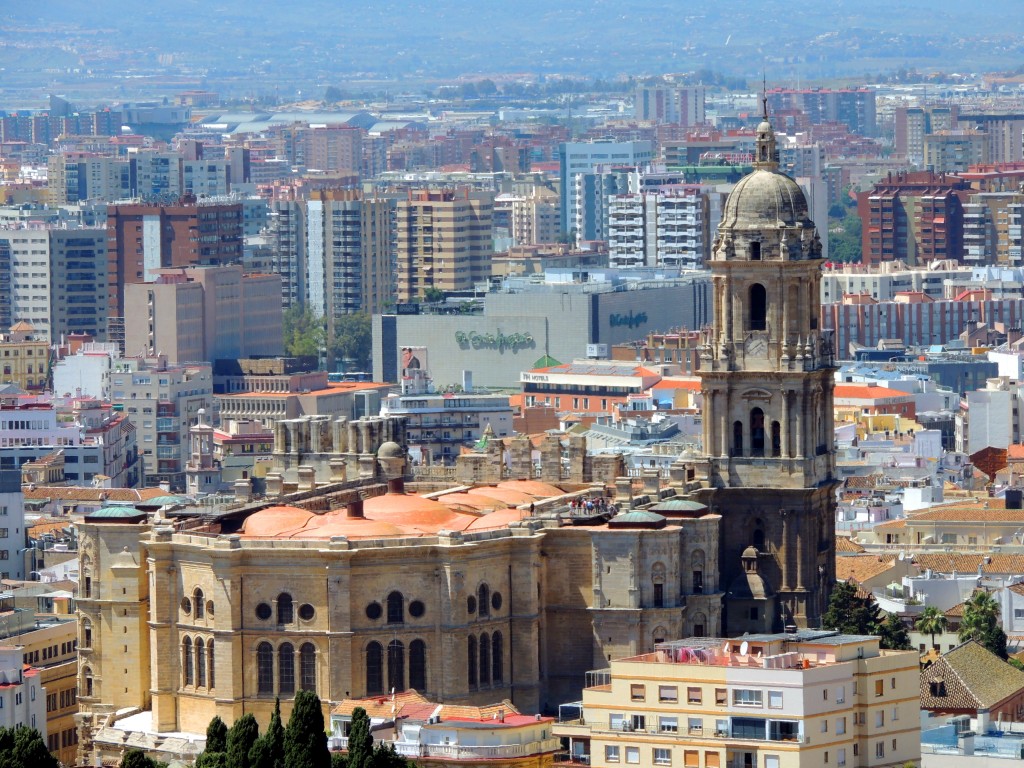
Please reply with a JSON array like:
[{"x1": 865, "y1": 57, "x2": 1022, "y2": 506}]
[
  {"x1": 556, "y1": 632, "x2": 920, "y2": 768},
  {"x1": 395, "y1": 189, "x2": 493, "y2": 302}
]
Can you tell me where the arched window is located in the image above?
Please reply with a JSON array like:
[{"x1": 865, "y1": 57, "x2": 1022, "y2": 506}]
[
  {"x1": 692, "y1": 612, "x2": 708, "y2": 638},
  {"x1": 257, "y1": 642, "x2": 274, "y2": 694},
  {"x1": 749, "y1": 283, "x2": 767, "y2": 331},
  {"x1": 207, "y1": 639, "x2": 215, "y2": 689},
  {"x1": 182, "y1": 637, "x2": 194, "y2": 686},
  {"x1": 387, "y1": 591, "x2": 404, "y2": 624},
  {"x1": 196, "y1": 638, "x2": 206, "y2": 687},
  {"x1": 468, "y1": 635, "x2": 478, "y2": 688},
  {"x1": 749, "y1": 242, "x2": 761, "y2": 261},
  {"x1": 300, "y1": 643, "x2": 316, "y2": 692},
  {"x1": 409, "y1": 639, "x2": 426, "y2": 691},
  {"x1": 277, "y1": 593, "x2": 293, "y2": 625},
  {"x1": 750, "y1": 408, "x2": 765, "y2": 456},
  {"x1": 479, "y1": 632, "x2": 491, "y2": 685},
  {"x1": 279, "y1": 643, "x2": 295, "y2": 695},
  {"x1": 492, "y1": 632, "x2": 503, "y2": 683},
  {"x1": 194, "y1": 588, "x2": 205, "y2": 619},
  {"x1": 366, "y1": 642, "x2": 383, "y2": 695},
  {"x1": 83, "y1": 666, "x2": 93, "y2": 698},
  {"x1": 732, "y1": 421, "x2": 743, "y2": 457},
  {"x1": 691, "y1": 549, "x2": 705, "y2": 595},
  {"x1": 82, "y1": 618, "x2": 92, "y2": 648},
  {"x1": 478, "y1": 584, "x2": 490, "y2": 617},
  {"x1": 754, "y1": 527, "x2": 766, "y2": 553},
  {"x1": 388, "y1": 640, "x2": 405, "y2": 693},
  {"x1": 651, "y1": 562, "x2": 666, "y2": 608},
  {"x1": 771, "y1": 421, "x2": 781, "y2": 457}
]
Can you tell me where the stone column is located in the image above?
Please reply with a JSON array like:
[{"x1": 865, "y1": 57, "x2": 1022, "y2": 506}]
[
  {"x1": 794, "y1": 392, "x2": 804, "y2": 459},
  {"x1": 781, "y1": 390, "x2": 790, "y2": 459},
  {"x1": 719, "y1": 391, "x2": 729, "y2": 458}
]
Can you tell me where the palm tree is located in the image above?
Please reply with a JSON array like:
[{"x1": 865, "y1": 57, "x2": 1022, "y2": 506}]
[
  {"x1": 915, "y1": 605, "x2": 947, "y2": 651},
  {"x1": 959, "y1": 590, "x2": 1003, "y2": 651}
]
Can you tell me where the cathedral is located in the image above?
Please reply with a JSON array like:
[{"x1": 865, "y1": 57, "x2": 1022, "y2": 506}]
[{"x1": 690, "y1": 98, "x2": 837, "y2": 634}]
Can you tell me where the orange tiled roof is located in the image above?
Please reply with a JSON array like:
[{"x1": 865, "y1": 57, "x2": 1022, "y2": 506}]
[
  {"x1": 836, "y1": 536, "x2": 866, "y2": 554},
  {"x1": 836, "y1": 555, "x2": 897, "y2": 585},
  {"x1": 914, "y1": 553, "x2": 1024, "y2": 575},
  {"x1": 22, "y1": 486, "x2": 167, "y2": 503}
]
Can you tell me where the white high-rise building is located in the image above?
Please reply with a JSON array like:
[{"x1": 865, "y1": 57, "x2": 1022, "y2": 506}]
[
  {"x1": 0, "y1": 469, "x2": 25, "y2": 581},
  {"x1": 558, "y1": 140, "x2": 654, "y2": 239},
  {"x1": 608, "y1": 186, "x2": 717, "y2": 271}
]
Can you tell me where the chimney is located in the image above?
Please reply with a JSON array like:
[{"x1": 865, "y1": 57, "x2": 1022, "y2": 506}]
[
  {"x1": 388, "y1": 476, "x2": 406, "y2": 494},
  {"x1": 346, "y1": 498, "x2": 364, "y2": 519}
]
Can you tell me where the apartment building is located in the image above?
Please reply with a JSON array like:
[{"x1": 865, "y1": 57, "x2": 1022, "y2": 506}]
[
  {"x1": 109, "y1": 356, "x2": 213, "y2": 490},
  {"x1": 0, "y1": 321, "x2": 50, "y2": 391},
  {"x1": 559, "y1": 140, "x2": 655, "y2": 238},
  {"x1": 46, "y1": 153, "x2": 130, "y2": 205},
  {"x1": 893, "y1": 105, "x2": 958, "y2": 166},
  {"x1": 123, "y1": 265, "x2": 283, "y2": 364},
  {"x1": 0, "y1": 226, "x2": 108, "y2": 343},
  {"x1": 0, "y1": 646, "x2": 46, "y2": 742},
  {"x1": 766, "y1": 88, "x2": 877, "y2": 136},
  {"x1": 924, "y1": 131, "x2": 988, "y2": 175},
  {"x1": 556, "y1": 631, "x2": 919, "y2": 768},
  {"x1": 608, "y1": 186, "x2": 713, "y2": 271},
  {"x1": 395, "y1": 189, "x2": 493, "y2": 303},
  {"x1": 635, "y1": 86, "x2": 706, "y2": 127}
]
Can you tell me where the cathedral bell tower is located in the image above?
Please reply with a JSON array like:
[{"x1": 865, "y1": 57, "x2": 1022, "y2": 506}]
[{"x1": 695, "y1": 99, "x2": 836, "y2": 634}]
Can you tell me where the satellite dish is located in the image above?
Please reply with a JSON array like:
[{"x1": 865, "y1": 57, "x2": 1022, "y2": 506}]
[
  {"x1": 740, "y1": 641, "x2": 749, "y2": 655},
  {"x1": 898, "y1": 551, "x2": 906, "y2": 561}
]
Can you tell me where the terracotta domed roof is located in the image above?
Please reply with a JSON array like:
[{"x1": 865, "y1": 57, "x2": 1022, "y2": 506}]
[
  {"x1": 463, "y1": 487, "x2": 536, "y2": 506},
  {"x1": 241, "y1": 505, "x2": 316, "y2": 537},
  {"x1": 363, "y1": 493, "x2": 477, "y2": 533},
  {"x1": 496, "y1": 480, "x2": 565, "y2": 497},
  {"x1": 435, "y1": 491, "x2": 513, "y2": 511},
  {"x1": 300, "y1": 513, "x2": 415, "y2": 539}
]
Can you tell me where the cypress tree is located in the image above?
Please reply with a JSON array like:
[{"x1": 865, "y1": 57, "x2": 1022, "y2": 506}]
[
  {"x1": 346, "y1": 707, "x2": 373, "y2": 768},
  {"x1": 226, "y1": 713, "x2": 260, "y2": 768},
  {"x1": 206, "y1": 716, "x2": 229, "y2": 754},
  {"x1": 284, "y1": 690, "x2": 331, "y2": 768}
]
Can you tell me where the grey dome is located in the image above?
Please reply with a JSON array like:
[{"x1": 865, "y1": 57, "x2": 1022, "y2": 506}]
[
  {"x1": 377, "y1": 441, "x2": 404, "y2": 459},
  {"x1": 720, "y1": 169, "x2": 812, "y2": 230}
]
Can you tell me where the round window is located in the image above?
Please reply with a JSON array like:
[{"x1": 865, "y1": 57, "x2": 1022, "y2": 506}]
[
  {"x1": 366, "y1": 602, "x2": 383, "y2": 620},
  {"x1": 467, "y1": 595, "x2": 477, "y2": 614},
  {"x1": 255, "y1": 602, "x2": 272, "y2": 621},
  {"x1": 491, "y1": 592, "x2": 503, "y2": 612},
  {"x1": 409, "y1": 600, "x2": 425, "y2": 618},
  {"x1": 180, "y1": 597, "x2": 192, "y2": 615},
  {"x1": 299, "y1": 603, "x2": 315, "y2": 621},
  {"x1": 206, "y1": 601, "x2": 215, "y2": 617}
]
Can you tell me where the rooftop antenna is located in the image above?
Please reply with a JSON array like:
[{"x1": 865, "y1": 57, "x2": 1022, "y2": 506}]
[{"x1": 762, "y1": 71, "x2": 769, "y2": 121}]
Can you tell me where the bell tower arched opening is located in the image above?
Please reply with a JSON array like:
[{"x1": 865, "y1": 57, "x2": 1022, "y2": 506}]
[
  {"x1": 750, "y1": 408, "x2": 765, "y2": 456},
  {"x1": 749, "y1": 284, "x2": 767, "y2": 331}
]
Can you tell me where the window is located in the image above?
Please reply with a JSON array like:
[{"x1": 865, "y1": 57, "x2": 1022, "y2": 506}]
[
  {"x1": 733, "y1": 689, "x2": 763, "y2": 707},
  {"x1": 837, "y1": 748, "x2": 846, "y2": 767},
  {"x1": 821, "y1": 720, "x2": 828, "y2": 733},
  {"x1": 278, "y1": 593, "x2": 293, "y2": 624},
  {"x1": 387, "y1": 591, "x2": 404, "y2": 624},
  {"x1": 468, "y1": 636, "x2": 478, "y2": 687},
  {"x1": 1015, "y1": 608, "x2": 1024, "y2": 620},
  {"x1": 715, "y1": 688, "x2": 727, "y2": 705},
  {"x1": 388, "y1": 640, "x2": 405, "y2": 692},
  {"x1": 196, "y1": 640, "x2": 206, "y2": 687},
  {"x1": 768, "y1": 690, "x2": 783, "y2": 708},
  {"x1": 491, "y1": 632, "x2": 503, "y2": 683},
  {"x1": 300, "y1": 643, "x2": 316, "y2": 692},
  {"x1": 875, "y1": 743, "x2": 885, "y2": 759},
  {"x1": 874, "y1": 679, "x2": 883, "y2": 697},
  {"x1": 688, "y1": 717, "x2": 702, "y2": 734},
  {"x1": 837, "y1": 717, "x2": 846, "y2": 735},
  {"x1": 631, "y1": 684, "x2": 646, "y2": 701},
  {"x1": 208, "y1": 640, "x2": 215, "y2": 689},
  {"x1": 610, "y1": 714, "x2": 625, "y2": 730},
  {"x1": 659, "y1": 716, "x2": 678, "y2": 733},
  {"x1": 683, "y1": 751, "x2": 698, "y2": 768},
  {"x1": 194, "y1": 588, "x2": 205, "y2": 619},
  {"x1": 891, "y1": 706, "x2": 899, "y2": 721},
  {"x1": 764, "y1": 758, "x2": 779, "y2": 768},
  {"x1": 835, "y1": 685, "x2": 845, "y2": 704},
  {"x1": 257, "y1": 642, "x2": 273, "y2": 694},
  {"x1": 279, "y1": 643, "x2": 295, "y2": 695},
  {"x1": 687, "y1": 686, "x2": 702, "y2": 704},
  {"x1": 653, "y1": 582, "x2": 664, "y2": 607},
  {"x1": 625, "y1": 747, "x2": 640, "y2": 764},
  {"x1": 366, "y1": 642, "x2": 383, "y2": 695},
  {"x1": 605, "y1": 746, "x2": 620, "y2": 763},
  {"x1": 659, "y1": 685, "x2": 678, "y2": 703},
  {"x1": 409, "y1": 639, "x2": 426, "y2": 691},
  {"x1": 749, "y1": 283, "x2": 767, "y2": 331},
  {"x1": 182, "y1": 637, "x2": 194, "y2": 685},
  {"x1": 875, "y1": 711, "x2": 884, "y2": 727},
  {"x1": 631, "y1": 715, "x2": 646, "y2": 731},
  {"x1": 654, "y1": 748, "x2": 671, "y2": 765},
  {"x1": 479, "y1": 633, "x2": 491, "y2": 685},
  {"x1": 478, "y1": 583, "x2": 490, "y2": 617}
]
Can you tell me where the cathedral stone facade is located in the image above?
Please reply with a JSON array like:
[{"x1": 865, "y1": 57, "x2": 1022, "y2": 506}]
[{"x1": 691, "y1": 103, "x2": 837, "y2": 634}]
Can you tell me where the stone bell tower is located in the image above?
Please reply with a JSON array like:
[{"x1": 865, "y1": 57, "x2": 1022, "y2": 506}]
[{"x1": 695, "y1": 97, "x2": 837, "y2": 634}]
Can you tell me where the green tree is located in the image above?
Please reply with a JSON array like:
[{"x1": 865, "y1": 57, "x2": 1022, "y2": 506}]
[
  {"x1": 878, "y1": 612, "x2": 912, "y2": 650},
  {"x1": 207, "y1": 716, "x2": 229, "y2": 754},
  {"x1": 371, "y1": 742, "x2": 409, "y2": 768},
  {"x1": 959, "y1": 590, "x2": 1008, "y2": 658},
  {"x1": 227, "y1": 713, "x2": 261, "y2": 768},
  {"x1": 197, "y1": 754, "x2": 230, "y2": 768},
  {"x1": 283, "y1": 305, "x2": 325, "y2": 359},
  {"x1": 284, "y1": 690, "x2": 331, "y2": 768},
  {"x1": 421, "y1": 287, "x2": 446, "y2": 303},
  {"x1": 915, "y1": 605, "x2": 948, "y2": 651},
  {"x1": 324, "y1": 86, "x2": 346, "y2": 103},
  {"x1": 346, "y1": 707, "x2": 374, "y2": 768},
  {"x1": 121, "y1": 750, "x2": 158, "y2": 768},
  {"x1": 331, "y1": 753, "x2": 349, "y2": 768},
  {"x1": 329, "y1": 312, "x2": 372, "y2": 371},
  {"x1": 0, "y1": 726, "x2": 60, "y2": 768},
  {"x1": 822, "y1": 580, "x2": 882, "y2": 635},
  {"x1": 251, "y1": 698, "x2": 286, "y2": 768}
]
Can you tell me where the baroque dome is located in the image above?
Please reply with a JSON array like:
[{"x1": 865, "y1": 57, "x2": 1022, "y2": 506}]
[{"x1": 719, "y1": 168, "x2": 812, "y2": 230}]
